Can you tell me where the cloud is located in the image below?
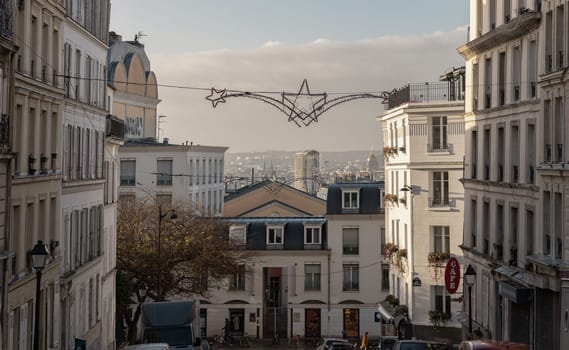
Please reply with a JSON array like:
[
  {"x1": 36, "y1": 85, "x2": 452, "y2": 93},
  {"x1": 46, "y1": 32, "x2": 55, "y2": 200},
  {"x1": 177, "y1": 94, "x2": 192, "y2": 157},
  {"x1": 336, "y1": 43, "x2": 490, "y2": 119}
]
[{"x1": 150, "y1": 27, "x2": 467, "y2": 152}]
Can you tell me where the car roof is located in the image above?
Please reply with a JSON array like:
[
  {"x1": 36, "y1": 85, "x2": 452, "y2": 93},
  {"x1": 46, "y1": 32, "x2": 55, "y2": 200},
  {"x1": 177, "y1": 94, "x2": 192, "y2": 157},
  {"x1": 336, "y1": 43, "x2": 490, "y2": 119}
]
[{"x1": 123, "y1": 344, "x2": 170, "y2": 350}]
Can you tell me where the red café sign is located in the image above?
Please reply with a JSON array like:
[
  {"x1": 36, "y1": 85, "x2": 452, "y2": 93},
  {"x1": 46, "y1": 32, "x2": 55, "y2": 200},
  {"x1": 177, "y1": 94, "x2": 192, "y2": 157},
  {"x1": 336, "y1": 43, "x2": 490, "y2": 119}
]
[{"x1": 444, "y1": 257, "x2": 460, "y2": 294}]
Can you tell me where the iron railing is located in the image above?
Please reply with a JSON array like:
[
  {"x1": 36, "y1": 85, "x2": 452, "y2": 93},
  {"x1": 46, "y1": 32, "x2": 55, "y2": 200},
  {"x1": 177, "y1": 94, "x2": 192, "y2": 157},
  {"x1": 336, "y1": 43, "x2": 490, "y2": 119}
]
[
  {"x1": 386, "y1": 81, "x2": 464, "y2": 109},
  {"x1": 0, "y1": 114, "x2": 9, "y2": 150},
  {"x1": 106, "y1": 114, "x2": 124, "y2": 139},
  {"x1": 0, "y1": 0, "x2": 13, "y2": 39}
]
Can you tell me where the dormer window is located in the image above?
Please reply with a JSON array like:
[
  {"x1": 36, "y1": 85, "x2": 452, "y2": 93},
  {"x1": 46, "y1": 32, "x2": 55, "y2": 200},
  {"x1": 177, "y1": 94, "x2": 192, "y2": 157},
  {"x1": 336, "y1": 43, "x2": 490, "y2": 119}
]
[
  {"x1": 342, "y1": 189, "x2": 360, "y2": 209},
  {"x1": 267, "y1": 225, "x2": 284, "y2": 245},
  {"x1": 305, "y1": 225, "x2": 321, "y2": 245}
]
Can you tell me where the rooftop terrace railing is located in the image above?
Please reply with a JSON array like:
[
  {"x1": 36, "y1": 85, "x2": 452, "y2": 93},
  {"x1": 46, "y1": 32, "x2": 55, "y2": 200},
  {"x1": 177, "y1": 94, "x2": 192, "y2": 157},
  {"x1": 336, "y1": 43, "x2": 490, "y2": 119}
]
[{"x1": 386, "y1": 81, "x2": 465, "y2": 110}]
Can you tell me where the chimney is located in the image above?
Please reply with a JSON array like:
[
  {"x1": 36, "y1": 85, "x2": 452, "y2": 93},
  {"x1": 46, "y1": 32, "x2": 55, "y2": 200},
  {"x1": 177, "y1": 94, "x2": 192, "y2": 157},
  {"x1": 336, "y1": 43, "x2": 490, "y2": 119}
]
[{"x1": 163, "y1": 138, "x2": 169, "y2": 145}]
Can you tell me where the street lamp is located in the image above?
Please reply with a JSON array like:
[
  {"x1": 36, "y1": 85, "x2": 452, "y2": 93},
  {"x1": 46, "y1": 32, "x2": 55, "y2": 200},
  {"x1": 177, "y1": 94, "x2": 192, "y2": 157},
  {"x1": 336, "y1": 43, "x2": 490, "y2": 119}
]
[
  {"x1": 157, "y1": 207, "x2": 177, "y2": 300},
  {"x1": 139, "y1": 282, "x2": 148, "y2": 301},
  {"x1": 31, "y1": 240, "x2": 50, "y2": 350},
  {"x1": 464, "y1": 264, "x2": 477, "y2": 340}
]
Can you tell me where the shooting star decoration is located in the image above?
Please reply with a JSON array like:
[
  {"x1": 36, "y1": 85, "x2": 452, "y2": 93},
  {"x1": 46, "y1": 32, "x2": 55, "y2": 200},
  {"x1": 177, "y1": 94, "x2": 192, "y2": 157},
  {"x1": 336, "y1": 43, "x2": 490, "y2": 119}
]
[{"x1": 205, "y1": 79, "x2": 391, "y2": 127}]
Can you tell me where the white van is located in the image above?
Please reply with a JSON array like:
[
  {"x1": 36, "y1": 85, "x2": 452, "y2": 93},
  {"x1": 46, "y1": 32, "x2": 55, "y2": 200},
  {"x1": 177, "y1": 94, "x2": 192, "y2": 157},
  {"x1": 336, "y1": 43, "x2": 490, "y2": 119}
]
[{"x1": 123, "y1": 343, "x2": 171, "y2": 350}]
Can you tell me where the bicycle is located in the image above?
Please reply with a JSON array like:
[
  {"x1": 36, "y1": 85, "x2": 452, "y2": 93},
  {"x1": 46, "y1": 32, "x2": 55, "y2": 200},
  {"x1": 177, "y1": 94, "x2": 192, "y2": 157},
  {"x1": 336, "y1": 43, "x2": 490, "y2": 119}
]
[
  {"x1": 239, "y1": 332, "x2": 251, "y2": 347},
  {"x1": 214, "y1": 333, "x2": 226, "y2": 345},
  {"x1": 272, "y1": 333, "x2": 280, "y2": 345}
]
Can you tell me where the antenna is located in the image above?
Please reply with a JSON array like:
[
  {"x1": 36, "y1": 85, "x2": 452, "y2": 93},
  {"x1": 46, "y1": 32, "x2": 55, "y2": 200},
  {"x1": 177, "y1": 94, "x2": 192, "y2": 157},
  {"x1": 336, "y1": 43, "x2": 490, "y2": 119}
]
[{"x1": 135, "y1": 30, "x2": 148, "y2": 43}]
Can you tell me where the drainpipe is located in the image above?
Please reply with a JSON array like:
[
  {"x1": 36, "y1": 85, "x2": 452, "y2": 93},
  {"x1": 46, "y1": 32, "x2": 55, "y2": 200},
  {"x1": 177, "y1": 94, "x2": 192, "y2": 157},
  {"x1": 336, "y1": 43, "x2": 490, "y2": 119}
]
[{"x1": 327, "y1": 249, "x2": 331, "y2": 337}]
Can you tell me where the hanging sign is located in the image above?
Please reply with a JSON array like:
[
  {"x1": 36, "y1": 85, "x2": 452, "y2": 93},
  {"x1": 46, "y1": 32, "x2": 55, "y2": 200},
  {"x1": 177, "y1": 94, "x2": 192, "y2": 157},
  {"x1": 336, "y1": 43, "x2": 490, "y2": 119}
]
[{"x1": 444, "y1": 257, "x2": 460, "y2": 294}]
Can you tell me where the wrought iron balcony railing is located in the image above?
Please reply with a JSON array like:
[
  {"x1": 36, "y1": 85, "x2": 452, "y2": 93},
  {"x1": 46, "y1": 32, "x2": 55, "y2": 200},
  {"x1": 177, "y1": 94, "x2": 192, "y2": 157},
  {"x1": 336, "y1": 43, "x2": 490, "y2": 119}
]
[
  {"x1": 386, "y1": 81, "x2": 464, "y2": 109},
  {"x1": 0, "y1": 0, "x2": 13, "y2": 39}
]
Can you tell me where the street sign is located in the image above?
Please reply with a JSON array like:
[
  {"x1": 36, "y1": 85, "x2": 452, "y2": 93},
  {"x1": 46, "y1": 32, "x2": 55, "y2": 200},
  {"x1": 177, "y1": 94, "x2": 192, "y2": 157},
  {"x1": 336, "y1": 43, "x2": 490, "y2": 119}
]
[{"x1": 444, "y1": 257, "x2": 460, "y2": 294}]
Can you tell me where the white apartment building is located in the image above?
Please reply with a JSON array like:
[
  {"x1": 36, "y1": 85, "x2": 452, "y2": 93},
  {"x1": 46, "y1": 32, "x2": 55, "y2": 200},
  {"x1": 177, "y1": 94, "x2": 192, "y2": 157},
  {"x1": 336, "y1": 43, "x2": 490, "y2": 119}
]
[
  {"x1": 379, "y1": 72, "x2": 465, "y2": 343},
  {"x1": 118, "y1": 139, "x2": 227, "y2": 215},
  {"x1": 202, "y1": 181, "x2": 385, "y2": 341},
  {"x1": 458, "y1": 0, "x2": 568, "y2": 349},
  {"x1": 60, "y1": 1, "x2": 112, "y2": 348}
]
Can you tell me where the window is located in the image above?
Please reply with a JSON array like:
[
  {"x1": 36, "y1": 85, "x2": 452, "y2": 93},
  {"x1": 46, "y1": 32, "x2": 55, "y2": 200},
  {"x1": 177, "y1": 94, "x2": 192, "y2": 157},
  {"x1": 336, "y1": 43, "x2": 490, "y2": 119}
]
[
  {"x1": 120, "y1": 160, "x2": 135, "y2": 186},
  {"x1": 157, "y1": 159, "x2": 173, "y2": 186},
  {"x1": 229, "y1": 265, "x2": 245, "y2": 291},
  {"x1": 432, "y1": 171, "x2": 449, "y2": 206},
  {"x1": 433, "y1": 226, "x2": 450, "y2": 253},
  {"x1": 342, "y1": 227, "x2": 359, "y2": 255},
  {"x1": 229, "y1": 225, "x2": 246, "y2": 245},
  {"x1": 431, "y1": 116, "x2": 448, "y2": 151},
  {"x1": 305, "y1": 226, "x2": 321, "y2": 244},
  {"x1": 304, "y1": 264, "x2": 321, "y2": 291},
  {"x1": 343, "y1": 264, "x2": 359, "y2": 291},
  {"x1": 342, "y1": 190, "x2": 359, "y2": 209},
  {"x1": 267, "y1": 226, "x2": 283, "y2": 245},
  {"x1": 156, "y1": 193, "x2": 172, "y2": 207},
  {"x1": 381, "y1": 264, "x2": 390, "y2": 291},
  {"x1": 433, "y1": 286, "x2": 451, "y2": 317}
]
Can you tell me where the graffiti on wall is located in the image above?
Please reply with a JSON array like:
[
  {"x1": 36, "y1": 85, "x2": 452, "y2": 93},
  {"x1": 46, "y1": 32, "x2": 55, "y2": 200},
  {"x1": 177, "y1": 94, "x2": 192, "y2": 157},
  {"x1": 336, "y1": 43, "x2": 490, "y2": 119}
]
[{"x1": 125, "y1": 116, "x2": 144, "y2": 138}]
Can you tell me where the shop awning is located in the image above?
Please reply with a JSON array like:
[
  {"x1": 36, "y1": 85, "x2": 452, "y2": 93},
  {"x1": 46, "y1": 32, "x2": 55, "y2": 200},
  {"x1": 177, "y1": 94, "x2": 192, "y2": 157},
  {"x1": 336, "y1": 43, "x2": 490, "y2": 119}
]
[{"x1": 377, "y1": 304, "x2": 394, "y2": 322}]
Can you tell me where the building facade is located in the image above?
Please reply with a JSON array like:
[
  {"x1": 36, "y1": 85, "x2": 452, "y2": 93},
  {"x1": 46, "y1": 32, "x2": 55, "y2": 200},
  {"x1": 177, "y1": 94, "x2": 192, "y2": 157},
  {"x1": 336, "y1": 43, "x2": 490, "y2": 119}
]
[
  {"x1": 294, "y1": 150, "x2": 320, "y2": 195},
  {"x1": 60, "y1": 0, "x2": 113, "y2": 348},
  {"x1": 201, "y1": 180, "x2": 386, "y2": 342},
  {"x1": 118, "y1": 139, "x2": 227, "y2": 215},
  {"x1": 0, "y1": 0, "x2": 16, "y2": 347},
  {"x1": 7, "y1": 0, "x2": 65, "y2": 348},
  {"x1": 379, "y1": 73, "x2": 465, "y2": 343},
  {"x1": 458, "y1": 0, "x2": 567, "y2": 348}
]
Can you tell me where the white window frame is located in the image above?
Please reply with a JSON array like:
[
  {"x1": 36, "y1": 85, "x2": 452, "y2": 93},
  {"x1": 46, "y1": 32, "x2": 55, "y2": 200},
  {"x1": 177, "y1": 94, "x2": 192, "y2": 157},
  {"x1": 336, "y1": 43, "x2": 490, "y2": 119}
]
[
  {"x1": 304, "y1": 225, "x2": 321, "y2": 244},
  {"x1": 266, "y1": 225, "x2": 284, "y2": 245},
  {"x1": 342, "y1": 189, "x2": 360, "y2": 209},
  {"x1": 304, "y1": 263, "x2": 321, "y2": 291},
  {"x1": 343, "y1": 263, "x2": 359, "y2": 291},
  {"x1": 430, "y1": 116, "x2": 448, "y2": 151}
]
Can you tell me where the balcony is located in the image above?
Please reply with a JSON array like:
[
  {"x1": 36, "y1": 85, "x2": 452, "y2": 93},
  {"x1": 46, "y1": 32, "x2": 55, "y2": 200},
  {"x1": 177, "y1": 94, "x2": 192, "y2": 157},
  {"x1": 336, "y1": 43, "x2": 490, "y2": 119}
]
[
  {"x1": 427, "y1": 143, "x2": 453, "y2": 153},
  {"x1": 106, "y1": 114, "x2": 124, "y2": 139},
  {"x1": 428, "y1": 197, "x2": 456, "y2": 208},
  {"x1": 0, "y1": 114, "x2": 8, "y2": 151},
  {"x1": 0, "y1": 0, "x2": 13, "y2": 39},
  {"x1": 385, "y1": 80, "x2": 464, "y2": 110},
  {"x1": 458, "y1": 10, "x2": 541, "y2": 59}
]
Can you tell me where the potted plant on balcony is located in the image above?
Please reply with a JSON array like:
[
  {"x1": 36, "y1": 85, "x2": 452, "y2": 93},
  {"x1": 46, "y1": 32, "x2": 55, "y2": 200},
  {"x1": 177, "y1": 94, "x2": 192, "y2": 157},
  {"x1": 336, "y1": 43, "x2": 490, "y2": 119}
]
[
  {"x1": 427, "y1": 251, "x2": 451, "y2": 281},
  {"x1": 428, "y1": 310, "x2": 451, "y2": 329},
  {"x1": 383, "y1": 194, "x2": 398, "y2": 205},
  {"x1": 383, "y1": 146, "x2": 398, "y2": 158},
  {"x1": 394, "y1": 248, "x2": 407, "y2": 273},
  {"x1": 384, "y1": 242, "x2": 399, "y2": 261}
]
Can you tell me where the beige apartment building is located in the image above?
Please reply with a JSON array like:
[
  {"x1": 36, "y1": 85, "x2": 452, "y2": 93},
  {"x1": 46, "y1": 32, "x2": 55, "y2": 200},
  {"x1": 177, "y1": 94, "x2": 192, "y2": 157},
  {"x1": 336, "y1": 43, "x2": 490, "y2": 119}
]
[{"x1": 459, "y1": 0, "x2": 568, "y2": 349}]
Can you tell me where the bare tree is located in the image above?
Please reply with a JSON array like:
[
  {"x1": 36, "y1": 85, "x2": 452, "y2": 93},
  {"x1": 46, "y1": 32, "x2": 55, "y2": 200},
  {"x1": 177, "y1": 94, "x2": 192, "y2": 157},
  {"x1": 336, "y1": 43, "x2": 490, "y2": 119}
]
[{"x1": 116, "y1": 198, "x2": 247, "y2": 344}]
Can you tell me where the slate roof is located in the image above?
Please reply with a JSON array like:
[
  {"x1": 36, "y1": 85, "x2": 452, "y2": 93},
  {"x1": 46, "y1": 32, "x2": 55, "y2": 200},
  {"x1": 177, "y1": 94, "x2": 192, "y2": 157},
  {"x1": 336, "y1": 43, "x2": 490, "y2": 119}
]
[{"x1": 326, "y1": 182, "x2": 385, "y2": 215}]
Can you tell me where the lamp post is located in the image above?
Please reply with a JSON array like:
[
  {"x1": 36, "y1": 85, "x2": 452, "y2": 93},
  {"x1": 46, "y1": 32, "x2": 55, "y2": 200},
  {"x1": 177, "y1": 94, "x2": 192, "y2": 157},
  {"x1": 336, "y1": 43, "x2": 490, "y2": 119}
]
[
  {"x1": 157, "y1": 207, "x2": 177, "y2": 300},
  {"x1": 31, "y1": 240, "x2": 50, "y2": 350},
  {"x1": 464, "y1": 264, "x2": 477, "y2": 340}
]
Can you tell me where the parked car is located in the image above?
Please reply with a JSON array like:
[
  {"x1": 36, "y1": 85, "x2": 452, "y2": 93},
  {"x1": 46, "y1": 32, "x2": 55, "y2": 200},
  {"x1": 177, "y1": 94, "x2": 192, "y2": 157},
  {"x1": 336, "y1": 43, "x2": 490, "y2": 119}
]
[
  {"x1": 378, "y1": 336, "x2": 398, "y2": 350},
  {"x1": 329, "y1": 343, "x2": 357, "y2": 350},
  {"x1": 316, "y1": 338, "x2": 352, "y2": 350},
  {"x1": 124, "y1": 343, "x2": 171, "y2": 350},
  {"x1": 458, "y1": 340, "x2": 529, "y2": 350},
  {"x1": 393, "y1": 340, "x2": 450, "y2": 350}
]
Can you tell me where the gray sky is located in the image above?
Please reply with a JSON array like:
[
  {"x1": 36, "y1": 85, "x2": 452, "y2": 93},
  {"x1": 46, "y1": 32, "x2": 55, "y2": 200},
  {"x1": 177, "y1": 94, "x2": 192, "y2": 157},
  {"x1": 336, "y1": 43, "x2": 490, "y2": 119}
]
[{"x1": 110, "y1": 0, "x2": 469, "y2": 152}]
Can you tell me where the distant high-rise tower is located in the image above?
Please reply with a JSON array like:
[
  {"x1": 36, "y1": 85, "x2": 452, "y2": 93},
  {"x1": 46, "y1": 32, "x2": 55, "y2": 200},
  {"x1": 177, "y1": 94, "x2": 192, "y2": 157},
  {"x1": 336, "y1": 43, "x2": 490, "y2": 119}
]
[
  {"x1": 367, "y1": 146, "x2": 379, "y2": 180},
  {"x1": 294, "y1": 150, "x2": 320, "y2": 194}
]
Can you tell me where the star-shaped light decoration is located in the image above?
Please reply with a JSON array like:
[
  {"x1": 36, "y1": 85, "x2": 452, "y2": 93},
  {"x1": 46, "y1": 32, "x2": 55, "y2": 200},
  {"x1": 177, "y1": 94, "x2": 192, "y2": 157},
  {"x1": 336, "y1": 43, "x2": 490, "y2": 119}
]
[
  {"x1": 282, "y1": 79, "x2": 327, "y2": 126},
  {"x1": 203, "y1": 79, "x2": 386, "y2": 127},
  {"x1": 206, "y1": 88, "x2": 227, "y2": 107}
]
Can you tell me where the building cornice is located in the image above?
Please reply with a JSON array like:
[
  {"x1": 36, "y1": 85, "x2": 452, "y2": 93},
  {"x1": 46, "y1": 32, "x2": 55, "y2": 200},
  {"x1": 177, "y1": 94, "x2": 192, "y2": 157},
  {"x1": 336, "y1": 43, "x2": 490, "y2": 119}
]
[{"x1": 457, "y1": 11, "x2": 541, "y2": 60}]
